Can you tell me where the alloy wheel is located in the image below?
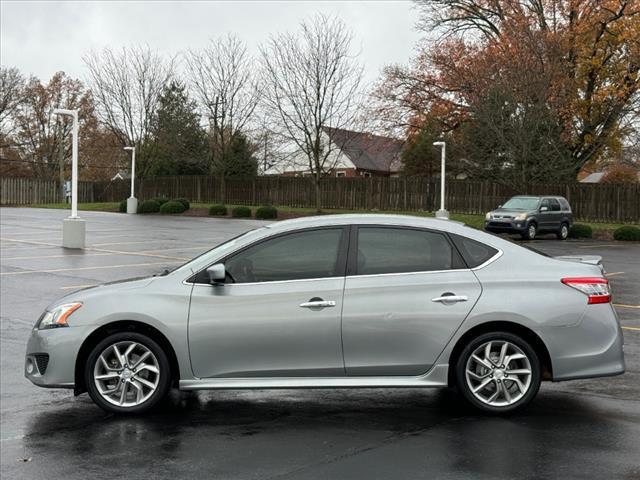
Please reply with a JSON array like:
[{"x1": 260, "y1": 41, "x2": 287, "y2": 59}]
[
  {"x1": 93, "y1": 341, "x2": 160, "y2": 407},
  {"x1": 560, "y1": 225, "x2": 569, "y2": 239},
  {"x1": 528, "y1": 225, "x2": 536, "y2": 239},
  {"x1": 465, "y1": 340, "x2": 532, "y2": 408}
]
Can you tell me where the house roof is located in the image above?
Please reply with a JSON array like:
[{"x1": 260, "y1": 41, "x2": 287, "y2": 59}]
[
  {"x1": 580, "y1": 172, "x2": 605, "y2": 183},
  {"x1": 323, "y1": 127, "x2": 404, "y2": 173}
]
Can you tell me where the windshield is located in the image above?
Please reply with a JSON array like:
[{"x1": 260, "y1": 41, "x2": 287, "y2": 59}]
[
  {"x1": 501, "y1": 197, "x2": 540, "y2": 210},
  {"x1": 169, "y1": 227, "x2": 267, "y2": 274}
]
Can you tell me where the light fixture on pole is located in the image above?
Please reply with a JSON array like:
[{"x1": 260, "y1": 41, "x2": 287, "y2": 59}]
[
  {"x1": 433, "y1": 141, "x2": 449, "y2": 219},
  {"x1": 53, "y1": 108, "x2": 85, "y2": 248},
  {"x1": 123, "y1": 146, "x2": 137, "y2": 214}
]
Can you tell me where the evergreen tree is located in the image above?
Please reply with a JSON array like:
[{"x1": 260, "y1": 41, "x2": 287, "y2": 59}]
[{"x1": 148, "y1": 82, "x2": 210, "y2": 176}]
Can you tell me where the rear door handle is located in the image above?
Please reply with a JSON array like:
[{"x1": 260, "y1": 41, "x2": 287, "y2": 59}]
[
  {"x1": 431, "y1": 295, "x2": 468, "y2": 304},
  {"x1": 300, "y1": 300, "x2": 336, "y2": 308}
]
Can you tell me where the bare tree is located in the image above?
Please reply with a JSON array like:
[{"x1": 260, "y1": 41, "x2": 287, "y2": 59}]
[
  {"x1": 0, "y1": 66, "x2": 25, "y2": 137},
  {"x1": 83, "y1": 46, "x2": 174, "y2": 176},
  {"x1": 260, "y1": 14, "x2": 364, "y2": 211},
  {"x1": 184, "y1": 34, "x2": 260, "y2": 186}
]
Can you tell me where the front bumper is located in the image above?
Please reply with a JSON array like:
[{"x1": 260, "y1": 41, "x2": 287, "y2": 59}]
[
  {"x1": 25, "y1": 325, "x2": 93, "y2": 388},
  {"x1": 541, "y1": 303, "x2": 625, "y2": 381},
  {"x1": 484, "y1": 220, "x2": 528, "y2": 234}
]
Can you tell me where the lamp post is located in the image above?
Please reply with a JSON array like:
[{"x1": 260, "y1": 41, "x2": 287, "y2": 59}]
[
  {"x1": 53, "y1": 108, "x2": 85, "y2": 248},
  {"x1": 433, "y1": 141, "x2": 449, "y2": 219},
  {"x1": 123, "y1": 146, "x2": 137, "y2": 214}
]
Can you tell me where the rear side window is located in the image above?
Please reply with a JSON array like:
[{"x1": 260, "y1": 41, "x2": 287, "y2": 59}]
[
  {"x1": 225, "y1": 228, "x2": 345, "y2": 283},
  {"x1": 450, "y1": 234, "x2": 499, "y2": 268},
  {"x1": 355, "y1": 227, "x2": 463, "y2": 275},
  {"x1": 559, "y1": 198, "x2": 571, "y2": 211},
  {"x1": 549, "y1": 198, "x2": 561, "y2": 211}
]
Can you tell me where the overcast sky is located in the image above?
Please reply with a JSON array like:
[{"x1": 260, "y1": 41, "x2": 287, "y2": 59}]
[{"x1": 1, "y1": 0, "x2": 421, "y2": 88}]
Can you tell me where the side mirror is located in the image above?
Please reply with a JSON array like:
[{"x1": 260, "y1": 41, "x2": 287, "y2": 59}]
[
  {"x1": 540, "y1": 206, "x2": 549, "y2": 212},
  {"x1": 206, "y1": 264, "x2": 226, "y2": 284},
  {"x1": 498, "y1": 204, "x2": 502, "y2": 208}
]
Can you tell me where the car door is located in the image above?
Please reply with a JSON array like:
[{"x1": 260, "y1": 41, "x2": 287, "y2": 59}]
[
  {"x1": 188, "y1": 227, "x2": 348, "y2": 378},
  {"x1": 548, "y1": 198, "x2": 562, "y2": 229},
  {"x1": 341, "y1": 226, "x2": 483, "y2": 376},
  {"x1": 538, "y1": 198, "x2": 554, "y2": 230}
]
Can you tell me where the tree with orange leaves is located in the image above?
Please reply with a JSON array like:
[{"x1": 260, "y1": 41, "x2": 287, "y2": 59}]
[{"x1": 375, "y1": 0, "x2": 640, "y2": 184}]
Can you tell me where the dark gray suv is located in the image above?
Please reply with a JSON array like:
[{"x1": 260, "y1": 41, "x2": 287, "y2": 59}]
[{"x1": 484, "y1": 195, "x2": 573, "y2": 240}]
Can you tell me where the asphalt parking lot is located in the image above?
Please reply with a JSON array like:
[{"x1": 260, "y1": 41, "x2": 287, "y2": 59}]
[{"x1": 1, "y1": 207, "x2": 639, "y2": 479}]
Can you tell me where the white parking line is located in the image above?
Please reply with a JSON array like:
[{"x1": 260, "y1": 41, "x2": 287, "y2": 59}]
[{"x1": 605, "y1": 272, "x2": 624, "y2": 277}]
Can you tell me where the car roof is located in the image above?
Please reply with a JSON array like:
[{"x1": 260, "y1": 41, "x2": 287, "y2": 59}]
[{"x1": 511, "y1": 195, "x2": 567, "y2": 199}]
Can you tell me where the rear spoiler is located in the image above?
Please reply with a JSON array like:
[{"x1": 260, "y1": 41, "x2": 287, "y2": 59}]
[{"x1": 553, "y1": 255, "x2": 605, "y2": 273}]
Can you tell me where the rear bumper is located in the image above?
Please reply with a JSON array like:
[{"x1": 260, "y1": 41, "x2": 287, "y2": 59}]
[{"x1": 541, "y1": 303, "x2": 625, "y2": 381}]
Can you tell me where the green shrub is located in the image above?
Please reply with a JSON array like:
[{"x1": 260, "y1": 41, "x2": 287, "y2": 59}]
[
  {"x1": 160, "y1": 200, "x2": 187, "y2": 214},
  {"x1": 613, "y1": 225, "x2": 640, "y2": 241},
  {"x1": 208, "y1": 204, "x2": 228, "y2": 216},
  {"x1": 232, "y1": 206, "x2": 252, "y2": 218},
  {"x1": 174, "y1": 198, "x2": 190, "y2": 210},
  {"x1": 152, "y1": 197, "x2": 169, "y2": 206},
  {"x1": 568, "y1": 223, "x2": 592, "y2": 239},
  {"x1": 255, "y1": 205, "x2": 278, "y2": 220},
  {"x1": 119, "y1": 200, "x2": 127, "y2": 213},
  {"x1": 138, "y1": 199, "x2": 161, "y2": 214}
]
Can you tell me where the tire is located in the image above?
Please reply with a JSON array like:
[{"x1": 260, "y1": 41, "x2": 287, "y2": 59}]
[
  {"x1": 455, "y1": 331, "x2": 541, "y2": 414},
  {"x1": 85, "y1": 332, "x2": 171, "y2": 414},
  {"x1": 521, "y1": 222, "x2": 537, "y2": 240},
  {"x1": 556, "y1": 222, "x2": 569, "y2": 240}
]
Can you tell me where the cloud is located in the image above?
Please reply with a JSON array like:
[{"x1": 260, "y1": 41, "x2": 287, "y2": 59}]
[{"x1": 1, "y1": 0, "x2": 419, "y2": 86}]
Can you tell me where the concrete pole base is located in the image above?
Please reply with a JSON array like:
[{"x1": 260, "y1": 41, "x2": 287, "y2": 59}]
[
  {"x1": 435, "y1": 209, "x2": 450, "y2": 219},
  {"x1": 126, "y1": 197, "x2": 138, "y2": 214},
  {"x1": 63, "y1": 217, "x2": 86, "y2": 249}
]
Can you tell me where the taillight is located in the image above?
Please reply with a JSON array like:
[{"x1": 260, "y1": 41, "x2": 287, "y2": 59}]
[{"x1": 561, "y1": 277, "x2": 611, "y2": 304}]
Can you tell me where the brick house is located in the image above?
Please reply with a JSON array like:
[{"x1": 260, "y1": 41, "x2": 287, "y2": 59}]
[{"x1": 267, "y1": 127, "x2": 405, "y2": 177}]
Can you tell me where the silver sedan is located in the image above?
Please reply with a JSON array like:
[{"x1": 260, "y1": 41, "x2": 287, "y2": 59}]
[{"x1": 25, "y1": 215, "x2": 625, "y2": 414}]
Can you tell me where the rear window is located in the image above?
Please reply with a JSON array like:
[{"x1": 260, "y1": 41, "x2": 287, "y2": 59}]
[
  {"x1": 558, "y1": 198, "x2": 571, "y2": 211},
  {"x1": 450, "y1": 234, "x2": 499, "y2": 268}
]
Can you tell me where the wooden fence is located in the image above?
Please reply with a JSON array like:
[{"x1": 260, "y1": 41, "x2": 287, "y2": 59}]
[
  {"x1": 2, "y1": 175, "x2": 639, "y2": 223},
  {"x1": 0, "y1": 177, "x2": 95, "y2": 205}
]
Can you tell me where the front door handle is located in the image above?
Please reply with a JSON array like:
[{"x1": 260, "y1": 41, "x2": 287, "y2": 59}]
[
  {"x1": 300, "y1": 299, "x2": 336, "y2": 308},
  {"x1": 431, "y1": 295, "x2": 468, "y2": 304}
]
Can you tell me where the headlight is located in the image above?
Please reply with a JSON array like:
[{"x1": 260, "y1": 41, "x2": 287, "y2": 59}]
[
  {"x1": 514, "y1": 213, "x2": 527, "y2": 221},
  {"x1": 485, "y1": 212, "x2": 492, "y2": 220},
  {"x1": 37, "y1": 302, "x2": 82, "y2": 330}
]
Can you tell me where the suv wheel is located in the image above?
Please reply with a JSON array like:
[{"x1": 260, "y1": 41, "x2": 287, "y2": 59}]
[
  {"x1": 85, "y1": 332, "x2": 171, "y2": 414},
  {"x1": 522, "y1": 222, "x2": 537, "y2": 240},
  {"x1": 455, "y1": 332, "x2": 541, "y2": 414},
  {"x1": 556, "y1": 223, "x2": 569, "y2": 240}
]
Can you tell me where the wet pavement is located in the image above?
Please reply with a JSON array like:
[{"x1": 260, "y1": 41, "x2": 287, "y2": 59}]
[{"x1": 1, "y1": 208, "x2": 639, "y2": 479}]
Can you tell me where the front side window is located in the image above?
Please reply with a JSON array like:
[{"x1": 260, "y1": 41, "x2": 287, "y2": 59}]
[
  {"x1": 355, "y1": 227, "x2": 461, "y2": 275},
  {"x1": 225, "y1": 228, "x2": 344, "y2": 283},
  {"x1": 540, "y1": 198, "x2": 552, "y2": 210}
]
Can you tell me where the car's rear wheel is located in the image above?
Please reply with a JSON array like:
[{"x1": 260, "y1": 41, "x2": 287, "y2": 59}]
[
  {"x1": 85, "y1": 332, "x2": 171, "y2": 414},
  {"x1": 556, "y1": 222, "x2": 569, "y2": 240},
  {"x1": 455, "y1": 332, "x2": 541, "y2": 414},
  {"x1": 522, "y1": 223, "x2": 537, "y2": 240}
]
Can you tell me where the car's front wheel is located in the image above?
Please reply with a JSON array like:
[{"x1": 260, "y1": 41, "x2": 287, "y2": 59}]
[
  {"x1": 521, "y1": 222, "x2": 537, "y2": 240},
  {"x1": 85, "y1": 332, "x2": 171, "y2": 414},
  {"x1": 455, "y1": 332, "x2": 541, "y2": 414}
]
